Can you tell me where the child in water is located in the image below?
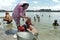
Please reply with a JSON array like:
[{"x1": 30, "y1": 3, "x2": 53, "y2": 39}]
[
  {"x1": 18, "y1": 19, "x2": 39, "y2": 37},
  {"x1": 3, "y1": 12, "x2": 12, "y2": 24},
  {"x1": 34, "y1": 16, "x2": 36, "y2": 22},
  {"x1": 36, "y1": 14, "x2": 40, "y2": 22},
  {"x1": 53, "y1": 20, "x2": 59, "y2": 29}
]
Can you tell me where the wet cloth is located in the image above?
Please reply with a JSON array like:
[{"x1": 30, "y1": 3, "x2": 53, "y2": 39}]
[{"x1": 18, "y1": 24, "x2": 30, "y2": 32}]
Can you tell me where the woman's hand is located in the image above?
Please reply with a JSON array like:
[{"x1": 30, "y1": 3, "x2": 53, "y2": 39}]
[{"x1": 26, "y1": 17, "x2": 31, "y2": 19}]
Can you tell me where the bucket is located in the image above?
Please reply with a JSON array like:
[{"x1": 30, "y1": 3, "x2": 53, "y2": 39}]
[{"x1": 17, "y1": 32, "x2": 36, "y2": 40}]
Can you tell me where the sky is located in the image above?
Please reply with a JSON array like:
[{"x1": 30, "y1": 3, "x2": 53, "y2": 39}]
[{"x1": 0, "y1": 0, "x2": 60, "y2": 10}]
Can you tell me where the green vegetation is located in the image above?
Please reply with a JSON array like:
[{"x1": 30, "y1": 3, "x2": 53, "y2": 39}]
[{"x1": 0, "y1": 9, "x2": 60, "y2": 12}]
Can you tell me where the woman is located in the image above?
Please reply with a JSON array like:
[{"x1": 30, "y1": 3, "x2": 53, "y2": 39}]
[
  {"x1": 12, "y1": 2, "x2": 30, "y2": 28},
  {"x1": 12, "y1": 2, "x2": 30, "y2": 38}
]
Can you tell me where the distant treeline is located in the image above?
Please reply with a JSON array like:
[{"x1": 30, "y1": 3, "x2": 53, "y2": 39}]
[
  {"x1": 0, "y1": 9, "x2": 60, "y2": 12},
  {"x1": 27, "y1": 9, "x2": 60, "y2": 12},
  {"x1": 0, "y1": 10, "x2": 12, "y2": 12}
]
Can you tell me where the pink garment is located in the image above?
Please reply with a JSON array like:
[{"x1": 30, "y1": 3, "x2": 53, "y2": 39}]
[{"x1": 12, "y1": 3, "x2": 26, "y2": 26}]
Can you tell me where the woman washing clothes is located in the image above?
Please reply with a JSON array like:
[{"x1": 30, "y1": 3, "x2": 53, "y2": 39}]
[
  {"x1": 12, "y1": 2, "x2": 30, "y2": 28},
  {"x1": 12, "y1": 2, "x2": 30, "y2": 38}
]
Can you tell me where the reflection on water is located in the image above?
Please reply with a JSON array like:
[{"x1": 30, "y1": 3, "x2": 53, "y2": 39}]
[{"x1": 0, "y1": 12, "x2": 60, "y2": 40}]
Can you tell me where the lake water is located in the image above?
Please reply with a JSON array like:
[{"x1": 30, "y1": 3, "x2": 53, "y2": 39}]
[{"x1": 0, "y1": 12, "x2": 60, "y2": 40}]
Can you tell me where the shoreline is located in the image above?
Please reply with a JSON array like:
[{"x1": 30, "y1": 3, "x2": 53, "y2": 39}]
[{"x1": 0, "y1": 11, "x2": 60, "y2": 12}]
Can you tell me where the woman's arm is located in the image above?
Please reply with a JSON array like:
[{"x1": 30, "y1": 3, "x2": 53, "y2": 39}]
[
  {"x1": 20, "y1": 15, "x2": 30, "y2": 19},
  {"x1": 19, "y1": 7, "x2": 30, "y2": 19}
]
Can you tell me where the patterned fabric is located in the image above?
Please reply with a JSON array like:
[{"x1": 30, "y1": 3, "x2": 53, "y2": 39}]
[{"x1": 12, "y1": 3, "x2": 26, "y2": 26}]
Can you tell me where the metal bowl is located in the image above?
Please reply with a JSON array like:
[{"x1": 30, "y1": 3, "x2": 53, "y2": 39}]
[{"x1": 17, "y1": 32, "x2": 35, "y2": 40}]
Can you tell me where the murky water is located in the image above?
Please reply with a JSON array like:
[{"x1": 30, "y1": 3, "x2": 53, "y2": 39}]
[{"x1": 0, "y1": 12, "x2": 60, "y2": 40}]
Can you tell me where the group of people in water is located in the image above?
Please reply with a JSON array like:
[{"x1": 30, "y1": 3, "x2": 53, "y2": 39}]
[
  {"x1": 21, "y1": 14, "x2": 40, "y2": 22},
  {"x1": 0, "y1": 2, "x2": 60, "y2": 40},
  {"x1": 1, "y1": 2, "x2": 39, "y2": 39},
  {"x1": 34, "y1": 14, "x2": 40, "y2": 22},
  {"x1": 33, "y1": 14, "x2": 51, "y2": 22},
  {"x1": 3, "y1": 12, "x2": 38, "y2": 39}
]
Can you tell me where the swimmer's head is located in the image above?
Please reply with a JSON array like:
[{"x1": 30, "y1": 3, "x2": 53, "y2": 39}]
[{"x1": 54, "y1": 20, "x2": 57, "y2": 23}]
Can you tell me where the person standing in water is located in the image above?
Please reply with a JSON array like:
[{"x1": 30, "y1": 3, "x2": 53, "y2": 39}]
[
  {"x1": 36, "y1": 15, "x2": 40, "y2": 22},
  {"x1": 49, "y1": 15, "x2": 51, "y2": 18},
  {"x1": 12, "y1": 2, "x2": 30, "y2": 38},
  {"x1": 34, "y1": 16, "x2": 36, "y2": 22},
  {"x1": 41, "y1": 14, "x2": 43, "y2": 16},
  {"x1": 12, "y1": 2, "x2": 30, "y2": 28},
  {"x1": 53, "y1": 20, "x2": 59, "y2": 29}
]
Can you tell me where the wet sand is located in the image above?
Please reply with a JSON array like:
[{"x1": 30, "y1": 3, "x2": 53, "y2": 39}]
[{"x1": 0, "y1": 29, "x2": 17, "y2": 40}]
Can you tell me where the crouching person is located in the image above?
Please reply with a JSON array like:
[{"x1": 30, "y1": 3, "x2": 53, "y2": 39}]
[
  {"x1": 18, "y1": 19, "x2": 39, "y2": 39},
  {"x1": 3, "y1": 12, "x2": 12, "y2": 24}
]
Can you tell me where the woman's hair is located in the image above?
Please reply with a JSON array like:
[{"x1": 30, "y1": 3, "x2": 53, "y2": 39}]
[{"x1": 22, "y1": 3, "x2": 29, "y2": 7}]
